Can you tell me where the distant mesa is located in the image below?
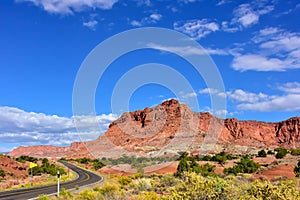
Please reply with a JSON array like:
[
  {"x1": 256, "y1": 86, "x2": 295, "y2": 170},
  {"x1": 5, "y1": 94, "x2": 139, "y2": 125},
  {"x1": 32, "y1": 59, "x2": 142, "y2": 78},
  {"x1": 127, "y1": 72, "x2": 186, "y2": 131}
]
[{"x1": 9, "y1": 99, "x2": 300, "y2": 158}]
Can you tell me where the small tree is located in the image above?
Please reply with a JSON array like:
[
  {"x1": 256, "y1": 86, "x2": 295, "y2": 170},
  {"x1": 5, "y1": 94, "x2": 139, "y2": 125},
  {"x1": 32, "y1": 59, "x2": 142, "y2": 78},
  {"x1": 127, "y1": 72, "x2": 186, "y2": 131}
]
[
  {"x1": 275, "y1": 148, "x2": 288, "y2": 159},
  {"x1": 176, "y1": 157, "x2": 189, "y2": 176},
  {"x1": 257, "y1": 150, "x2": 267, "y2": 157},
  {"x1": 0, "y1": 168, "x2": 5, "y2": 178}
]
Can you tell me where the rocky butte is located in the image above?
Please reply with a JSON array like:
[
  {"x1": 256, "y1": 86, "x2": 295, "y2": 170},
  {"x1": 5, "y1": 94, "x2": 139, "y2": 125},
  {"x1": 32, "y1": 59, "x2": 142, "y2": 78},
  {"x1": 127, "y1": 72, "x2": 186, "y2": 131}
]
[{"x1": 9, "y1": 99, "x2": 300, "y2": 158}]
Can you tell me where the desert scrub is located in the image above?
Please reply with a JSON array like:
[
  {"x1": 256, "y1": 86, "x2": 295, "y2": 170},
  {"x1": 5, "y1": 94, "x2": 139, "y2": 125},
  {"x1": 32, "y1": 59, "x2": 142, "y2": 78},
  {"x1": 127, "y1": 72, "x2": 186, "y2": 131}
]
[
  {"x1": 97, "y1": 183, "x2": 124, "y2": 200},
  {"x1": 76, "y1": 189, "x2": 100, "y2": 200},
  {"x1": 246, "y1": 179, "x2": 300, "y2": 199},
  {"x1": 59, "y1": 188, "x2": 73, "y2": 199},
  {"x1": 37, "y1": 194, "x2": 50, "y2": 200},
  {"x1": 132, "y1": 191, "x2": 160, "y2": 200},
  {"x1": 162, "y1": 172, "x2": 242, "y2": 200},
  {"x1": 118, "y1": 176, "x2": 133, "y2": 187}
]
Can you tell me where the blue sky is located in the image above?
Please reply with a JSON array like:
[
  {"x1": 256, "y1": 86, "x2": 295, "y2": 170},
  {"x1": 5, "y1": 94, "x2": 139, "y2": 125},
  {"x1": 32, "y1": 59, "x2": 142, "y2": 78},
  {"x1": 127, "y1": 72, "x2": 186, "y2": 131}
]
[{"x1": 0, "y1": 0, "x2": 300, "y2": 152}]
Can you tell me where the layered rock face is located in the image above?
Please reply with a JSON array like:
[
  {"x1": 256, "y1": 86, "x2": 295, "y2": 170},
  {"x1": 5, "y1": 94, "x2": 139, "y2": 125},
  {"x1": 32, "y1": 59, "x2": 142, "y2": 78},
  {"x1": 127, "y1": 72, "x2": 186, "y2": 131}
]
[{"x1": 9, "y1": 99, "x2": 300, "y2": 158}]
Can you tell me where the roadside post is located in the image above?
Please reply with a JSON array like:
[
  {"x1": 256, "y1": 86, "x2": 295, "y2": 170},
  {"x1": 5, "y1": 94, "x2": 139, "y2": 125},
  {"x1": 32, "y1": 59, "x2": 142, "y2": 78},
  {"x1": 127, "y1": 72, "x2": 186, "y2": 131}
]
[{"x1": 57, "y1": 170, "x2": 60, "y2": 197}]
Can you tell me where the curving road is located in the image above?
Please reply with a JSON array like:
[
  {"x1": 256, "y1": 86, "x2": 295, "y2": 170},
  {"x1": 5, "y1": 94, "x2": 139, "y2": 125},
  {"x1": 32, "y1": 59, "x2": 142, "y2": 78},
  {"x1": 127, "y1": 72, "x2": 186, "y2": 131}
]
[{"x1": 0, "y1": 161, "x2": 103, "y2": 200}]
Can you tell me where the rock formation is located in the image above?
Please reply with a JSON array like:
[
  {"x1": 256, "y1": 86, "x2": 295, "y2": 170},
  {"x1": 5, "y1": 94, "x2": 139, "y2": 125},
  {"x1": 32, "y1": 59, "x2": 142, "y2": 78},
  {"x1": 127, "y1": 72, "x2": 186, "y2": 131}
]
[{"x1": 9, "y1": 99, "x2": 300, "y2": 158}]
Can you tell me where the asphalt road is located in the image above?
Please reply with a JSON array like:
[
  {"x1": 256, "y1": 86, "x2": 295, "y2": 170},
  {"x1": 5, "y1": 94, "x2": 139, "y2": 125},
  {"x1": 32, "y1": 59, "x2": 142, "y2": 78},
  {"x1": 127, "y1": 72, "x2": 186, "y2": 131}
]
[{"x1": 0, "y1": 161, "x2": 103, "y2": 200}]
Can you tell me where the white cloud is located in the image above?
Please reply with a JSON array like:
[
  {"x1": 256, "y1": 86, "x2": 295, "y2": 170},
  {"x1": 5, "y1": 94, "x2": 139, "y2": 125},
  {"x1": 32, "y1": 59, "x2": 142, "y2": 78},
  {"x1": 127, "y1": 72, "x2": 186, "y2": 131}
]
[
  {"x1": 221, "y1": 21, "x2": 239, "y2": 33},
  {"x1": 130, "y1": 20, "x2": 142, "y2": 27},
  {"x1": 199, "y1": 88, "x2": 219, "y2": 95},
  {"x1": 231, "y1": 3, "x2": 274, "y2": 29},
  {"x1": 200, "y1": 86, "x2": 300, "y2": 112},
  {"x1": 232, "y1": 28, "x2": 300, "y2": 71},
  {"x1": 130, "y1": 13, "x2": 162, "y2": 27},
  {"x1": 0, "y1": 106, "x2": 117, "y2": 146},
  {"x1": 16, "y1": 0, "x2": 118, "y2": 14},
  {"x1": 180, "y1": 92, "x2": 197, "y2": 99},
  {"x1": 232, "y1": 4, "x2": 259, "y2": 28},
  {"x1": 179, "y1": 0, "x2": 201, "y2": 3},
  {"x1": 252, "y1": 27, "x2": 283, "y2": 43},
  {"x1": 199, "y1": 88, "x2": 269, "y2": 103},
  {"x1": 83, "y1": 20, "x2": 98, "y2": 30},
  {"x1": 216, "y1": 0, "x2": 230, "y2": 6},
  {"x1": 147, "y1": 43, "x2": 228, "y2": 56},
  {"x1": 238, "y1": 94, "x2": 300, "y2": 111},
  {"x1": 260, "y1": 34, "x2": 300, "y2": 53},
  {"x1": 226, "y1": 89, "x2": 269, "y2": 103},
  {"x1": 150, "y1": 13, "x2": 162, "y2": 21},
  {"x1": 231, "y1": 54, "x2": 298, "y2": 71},
  {"x1": 174, "y1": 19, "x2": 219, "y2": 40},
  {"x1": 134, "y1": 0, "x2": 151, "y2": 6},
  {"x1": 278, "y1": 82, "x2": 300, "y2": 94}
]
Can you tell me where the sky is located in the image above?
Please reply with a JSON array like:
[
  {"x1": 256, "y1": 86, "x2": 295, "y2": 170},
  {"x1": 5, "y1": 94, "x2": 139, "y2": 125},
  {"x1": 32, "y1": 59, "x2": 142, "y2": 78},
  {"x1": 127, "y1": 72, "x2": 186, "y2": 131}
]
[{"x1": 0, "y1": 0, "x2": 300, "y2": 152}]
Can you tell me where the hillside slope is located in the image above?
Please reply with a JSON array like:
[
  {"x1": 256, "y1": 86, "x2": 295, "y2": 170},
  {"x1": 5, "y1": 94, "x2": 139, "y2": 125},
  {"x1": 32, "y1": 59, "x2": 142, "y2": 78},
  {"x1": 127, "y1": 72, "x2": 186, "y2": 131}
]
[{"x1": 9, "y1": 99, "x2": 300, "y2": 158}]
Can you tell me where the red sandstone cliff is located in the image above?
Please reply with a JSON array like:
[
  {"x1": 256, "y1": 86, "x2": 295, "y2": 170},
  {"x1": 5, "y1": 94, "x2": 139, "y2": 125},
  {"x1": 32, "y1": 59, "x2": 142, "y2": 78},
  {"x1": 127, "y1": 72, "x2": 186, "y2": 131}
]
[{"x1": 9, "y1": 99, "x2": 300, "y2": 158}]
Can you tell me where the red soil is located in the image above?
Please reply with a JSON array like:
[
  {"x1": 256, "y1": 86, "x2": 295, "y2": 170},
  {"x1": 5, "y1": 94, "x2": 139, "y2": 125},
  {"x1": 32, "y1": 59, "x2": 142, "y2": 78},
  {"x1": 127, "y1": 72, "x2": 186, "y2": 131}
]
[{"x1": 255, "y1": 164, "x2": 296, "y2": 180}]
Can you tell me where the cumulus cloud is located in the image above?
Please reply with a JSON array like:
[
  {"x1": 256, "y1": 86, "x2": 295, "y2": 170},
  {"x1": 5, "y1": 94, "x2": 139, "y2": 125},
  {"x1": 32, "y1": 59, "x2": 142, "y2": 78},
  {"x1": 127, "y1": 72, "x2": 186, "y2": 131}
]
[
  {"x1": 149, "y1": 13, "x2": 162, "y2": 21},
  {"x1": 199, "y1": 86, "x2": 300, "y2": 112},
  {"x1": 237, "y1": 94, "x2": 300, "y2": 111},
  {"x1": 147, "y1": 43, "x2": 228, "y2": 56},
  {"x1": 232, "y1": 4, "x2": 259, "y2": 28},
  {"x1": 130, "y1": 13, "x2": 162, "y2": 27},
  {"x1": 226, "y1": 89, "x2": 269, "y2": 103},
  {"x1": 231, "y1": 3, "x2": 273, "y2": 28},
  {"x1": 16, "y1": 0, "x2": 118, "y2": 14},
  {"x1": 0, "y1": 106, "x2": 117, "y2": 147},
  {"x1": 83, "y1": 20, "x2": 98, "y2": 30},
  {"x1": 231, "y1": 54, "x2": 296, "y2": 71},
  {"x1": 130, "y1": 20, "x2": 142, "y2": 27},
  {"x1": 278, "y1": 82, "x2": 300, "y2": 94},
  {"x1": 179, "y1": 91, "x2": 197, "y2": 100},
  {"x1": 232, "y1": 28, "x2": 300, "y2": 71},
  {"x1": 174, "y1": 19, "x2": 219, "y2": 40}
]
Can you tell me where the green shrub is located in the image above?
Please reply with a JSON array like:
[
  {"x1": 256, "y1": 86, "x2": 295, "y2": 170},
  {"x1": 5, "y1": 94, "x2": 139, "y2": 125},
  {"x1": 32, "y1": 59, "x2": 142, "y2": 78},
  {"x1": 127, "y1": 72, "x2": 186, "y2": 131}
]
[
  {"x1": 211, "y1": 151, "x2": 227, "y2": 165},
  {"x1": 257, "y1": 149, "x2": 267, "y2": 157},
  {"x1": 92, "y1": 159, "x2": 105, "y2": 170},
  {"x1": 200, "y1": 155, "x2": 212, "y2": 161},
  {"x1": 0, "y1": 168, "x2": 5, "y2": 178},
  {"x1": 16, "y1": 155, "x2": 38, "y2": 163},
  {"x1": 75, "y1": 157, "x2": 92, "y2": 164},
  {"x1": 175, "y1": 156, "x2": 189, "y2": 176},
  {"x1": 224, "y1": 157, "x2": 260, "y2": 175},
  {"x1": 29, "y1": 162, "x2": 66, "y2": 176},
  {"x1": 176, "y1": 154, "x2": 216, "y2": 177},
  {"x1": 291, "y1": 149, "x2": 300, "y2": 156},
  {"x1": 267, "y1": 150, "x2": 274, "y2": 155},
  {"x1": 275, "y1": 148, "x2": 288, "y2": 159}
]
